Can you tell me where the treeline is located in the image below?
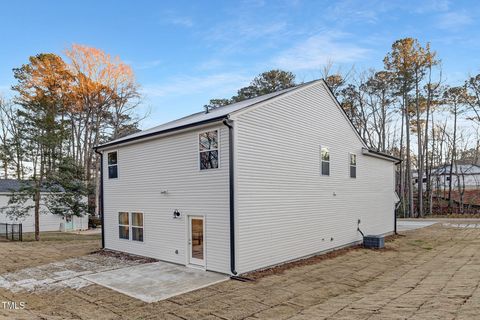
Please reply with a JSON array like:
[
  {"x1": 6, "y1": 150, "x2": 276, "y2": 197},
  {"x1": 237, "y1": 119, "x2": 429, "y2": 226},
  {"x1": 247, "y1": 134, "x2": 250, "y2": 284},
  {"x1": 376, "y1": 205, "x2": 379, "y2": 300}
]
[
  {"x1": 326, "y1": 38, "x2": 480, "y2": 217},
  {"x1": 0, "y1": 45, "x2": 142, "y2": 240},
  {"x1": 208, "y1": 38, "x2": 480, "y2": 218}
]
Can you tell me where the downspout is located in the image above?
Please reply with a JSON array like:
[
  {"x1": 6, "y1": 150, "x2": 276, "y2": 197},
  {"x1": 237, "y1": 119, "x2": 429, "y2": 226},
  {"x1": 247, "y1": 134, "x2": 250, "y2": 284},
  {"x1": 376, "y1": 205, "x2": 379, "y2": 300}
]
[
  {"x1": 94, "y1": 148, "x2": 105, "y2": 249},
  {"x1": 223, "y1": 117, "x2": 237, "y2": 275},
  {"x1": 394, "y1": 161, "x2": 402, "y2": 235}
]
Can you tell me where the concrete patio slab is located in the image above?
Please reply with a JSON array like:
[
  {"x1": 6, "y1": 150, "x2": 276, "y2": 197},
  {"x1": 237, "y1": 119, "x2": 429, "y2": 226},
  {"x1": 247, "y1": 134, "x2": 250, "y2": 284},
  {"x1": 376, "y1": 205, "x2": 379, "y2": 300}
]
[{"x1": 82, "y1": 261, "x2": 229, "y2": 303}]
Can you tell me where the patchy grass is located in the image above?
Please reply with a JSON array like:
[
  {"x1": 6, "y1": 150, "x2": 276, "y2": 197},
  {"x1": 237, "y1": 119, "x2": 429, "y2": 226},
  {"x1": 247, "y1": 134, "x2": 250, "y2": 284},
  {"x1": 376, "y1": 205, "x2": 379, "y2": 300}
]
[
  {"x1": 22, "y1": 231, "x2": 101, "y2": 242},
  {"x1": 1, "y1": 224, "x2": 480, "y2": 319},
  {"x1": 427, "y1": 214, "x2": 480, "y2": 219},
  {"x1": 408, "y1": 239, "x2": 434, "y2": 250}
]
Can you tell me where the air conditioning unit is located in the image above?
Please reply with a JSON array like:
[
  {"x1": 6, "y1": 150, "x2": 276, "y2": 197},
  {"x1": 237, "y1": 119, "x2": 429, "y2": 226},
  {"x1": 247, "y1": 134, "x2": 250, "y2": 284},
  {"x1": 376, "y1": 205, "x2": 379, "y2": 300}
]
[{"x1": 363, "y1": 235, "x2": 384, "y2": 249}]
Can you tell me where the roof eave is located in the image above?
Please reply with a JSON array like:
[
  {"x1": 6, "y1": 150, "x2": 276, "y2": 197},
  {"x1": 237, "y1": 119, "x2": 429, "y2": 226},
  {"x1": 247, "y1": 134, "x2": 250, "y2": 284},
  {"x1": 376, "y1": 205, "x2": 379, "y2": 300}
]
[
  {"x1": 362, "y1": 148, "x2": 401, "y2": 164},
  {"x1": 94, "y1": 114, "x2": 228, "y2": 151}
]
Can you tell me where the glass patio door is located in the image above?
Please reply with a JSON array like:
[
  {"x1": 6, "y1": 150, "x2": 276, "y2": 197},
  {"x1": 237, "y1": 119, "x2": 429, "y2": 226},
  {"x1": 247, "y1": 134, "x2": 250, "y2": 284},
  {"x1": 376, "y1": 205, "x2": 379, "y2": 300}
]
[{"x1": 188, "y1": 216, "x2": 205, "y2": 267}]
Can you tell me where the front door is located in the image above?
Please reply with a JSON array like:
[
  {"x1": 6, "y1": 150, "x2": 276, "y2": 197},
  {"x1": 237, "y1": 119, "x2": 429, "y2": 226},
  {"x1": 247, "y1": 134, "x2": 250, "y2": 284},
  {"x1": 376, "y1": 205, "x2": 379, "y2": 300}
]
[{"x1": 188, "y1": 216, "x2": 205, "y2": 267}]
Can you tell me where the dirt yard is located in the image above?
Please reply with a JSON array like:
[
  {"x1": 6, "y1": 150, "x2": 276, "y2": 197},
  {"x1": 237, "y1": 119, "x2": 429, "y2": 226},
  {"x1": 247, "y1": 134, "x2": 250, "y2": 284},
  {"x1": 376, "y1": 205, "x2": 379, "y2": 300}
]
[{"x1": 1, "y1": 224, "x2": 480, "y2": 319}]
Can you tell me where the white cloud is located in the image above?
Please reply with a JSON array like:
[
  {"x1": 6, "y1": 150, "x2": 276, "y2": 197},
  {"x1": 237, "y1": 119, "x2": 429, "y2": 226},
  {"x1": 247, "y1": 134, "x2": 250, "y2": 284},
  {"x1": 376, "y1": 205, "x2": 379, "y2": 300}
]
[
  {"x1": 168, "y1": 17, "x2": 194, "y2": 28},
  {"x1": 135, "y1": 59, "x2": 162, "y2": 70},
  {"x1": 436, "y1": 11, "x2": 473, "y2": 30},
  {"x1": 272, "y1": 34, "x2": 369, "y2": 71},
  {"x1": 141, "y1": 73, "x2": 250, "y2": 98},
  {"x1": 160, "y1": 10, "x2": 194, "y2": 28}
]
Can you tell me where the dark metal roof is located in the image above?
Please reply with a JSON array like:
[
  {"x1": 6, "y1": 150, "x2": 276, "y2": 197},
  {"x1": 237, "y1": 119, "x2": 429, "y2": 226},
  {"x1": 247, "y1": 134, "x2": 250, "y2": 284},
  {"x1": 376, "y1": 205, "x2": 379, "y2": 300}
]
[
  {"x1": 0, "y1": 179, "x2": 63, "y2": 193},
  {"x1": 95, "y1": 80, "x2": 320, "y2": 150}
]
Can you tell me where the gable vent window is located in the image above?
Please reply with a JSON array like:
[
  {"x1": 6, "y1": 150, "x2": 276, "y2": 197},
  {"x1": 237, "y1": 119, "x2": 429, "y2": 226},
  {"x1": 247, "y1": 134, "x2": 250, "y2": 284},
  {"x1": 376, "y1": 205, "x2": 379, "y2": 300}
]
[
  {"x1": 350, "y1": 153, "x2": 357, "y2": 178},
  {"x1": 321, "y1": 146, "x2": 330, "y2": 176},
  {"x1": 108, "y1": 151, "x2": 118, "y2": 179},
  {"x1": 199, "y1": 130, "x2": 219, "y2": 170}
]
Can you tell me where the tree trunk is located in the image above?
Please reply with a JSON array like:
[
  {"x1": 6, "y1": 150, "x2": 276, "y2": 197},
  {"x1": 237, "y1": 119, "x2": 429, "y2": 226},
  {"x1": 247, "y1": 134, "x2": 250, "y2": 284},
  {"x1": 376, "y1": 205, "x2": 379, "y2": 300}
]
[
  {"x1": 405, "y1": 96, "x2": 414, "y2": 218},
  {"x1": 415, "y1": 78, "x2": 424, "y2": 218},
  {"x1": 34, "y1": 185, "x2": 41, "y2": 241},
  {"x1": 448, "y1": 105, "x2": 457, "y2": 210},
  {"x1": 399, "y1": 103, "x2": 406, "y2": 217}
]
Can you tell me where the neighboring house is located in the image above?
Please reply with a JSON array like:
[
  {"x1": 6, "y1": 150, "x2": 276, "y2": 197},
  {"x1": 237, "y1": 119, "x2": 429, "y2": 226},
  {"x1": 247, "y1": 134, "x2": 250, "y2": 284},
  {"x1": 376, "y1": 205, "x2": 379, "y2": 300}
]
[
  {"x1": 94, "y1": 80, "x2": 399, "y2": 275},
  {"x1": 0, "y1": 179, "x2": 88, "y2": 232},
  {"x1": 413, "y1": 164, "x2": 480, "y2": 190}
]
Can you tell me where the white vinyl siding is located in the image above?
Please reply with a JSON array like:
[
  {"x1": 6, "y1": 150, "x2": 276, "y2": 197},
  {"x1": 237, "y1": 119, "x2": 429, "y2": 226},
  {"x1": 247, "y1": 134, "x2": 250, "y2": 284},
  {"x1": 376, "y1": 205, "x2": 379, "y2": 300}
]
[
  {"x1": 0, "y1": 194, "x2": 88, "y2": 232},
  {"x1": 233, "y1": 81, "x2": 395, "y2": 273},
  {"x1": 103, "y1": 125, "x2": 230, "y2": 274}
]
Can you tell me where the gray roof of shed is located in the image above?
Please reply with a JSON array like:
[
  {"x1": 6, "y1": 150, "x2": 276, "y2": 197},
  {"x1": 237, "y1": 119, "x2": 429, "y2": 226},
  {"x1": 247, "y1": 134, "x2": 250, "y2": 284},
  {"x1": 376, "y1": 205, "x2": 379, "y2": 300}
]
[{"x1": 96, "y1": 80, "x2": 319, "y2": 149}]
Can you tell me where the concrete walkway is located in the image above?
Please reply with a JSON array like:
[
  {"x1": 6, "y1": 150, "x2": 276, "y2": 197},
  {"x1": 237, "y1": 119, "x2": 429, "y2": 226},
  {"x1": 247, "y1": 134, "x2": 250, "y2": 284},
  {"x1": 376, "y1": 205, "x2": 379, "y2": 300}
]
[
  {"x1": 82, "y1": 261, "x2": 228, "y2": 303},
  {"x1": 397, "y1": 220, "x2": 438, "y2": 231}
]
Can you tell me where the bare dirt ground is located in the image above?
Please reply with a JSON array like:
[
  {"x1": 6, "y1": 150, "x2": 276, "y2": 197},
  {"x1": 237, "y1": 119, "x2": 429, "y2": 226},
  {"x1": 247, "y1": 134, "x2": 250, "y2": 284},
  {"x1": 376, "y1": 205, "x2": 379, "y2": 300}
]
[{"x1": 1, "y1": 224, "x2": 480, "y2": 319}]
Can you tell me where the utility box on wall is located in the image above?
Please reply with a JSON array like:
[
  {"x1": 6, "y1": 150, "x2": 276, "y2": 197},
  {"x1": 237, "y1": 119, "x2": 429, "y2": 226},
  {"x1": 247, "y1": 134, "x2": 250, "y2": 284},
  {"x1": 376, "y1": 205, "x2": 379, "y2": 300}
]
[{"x1": 363, "y1": 235, "x2": 385, "y2": 249}]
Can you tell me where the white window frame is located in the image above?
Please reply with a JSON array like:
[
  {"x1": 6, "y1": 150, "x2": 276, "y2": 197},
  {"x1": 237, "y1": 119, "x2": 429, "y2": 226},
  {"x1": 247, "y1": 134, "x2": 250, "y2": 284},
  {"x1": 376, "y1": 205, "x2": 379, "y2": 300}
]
[
  {"x1": 349, "y1": 153, "x2": 357, "y2": 179},
  {"x1": 185, "y1": 214, "x2": 207, "y2": 269},
  {"x1": 131, "y1": 212, "x2": 144, "y2": 242},
  {"x1": 198, "y1": 129, "x2": 220, "y2": 171},
  {"x1": 118, "y1": 212, "x2": 129, "y2": 240},
  {"x1": 107, "y1": 150, "x2": 119, "y2": 179},
  {"x1": 320, "y1": 146, "x2": 330, "y2": 176},
  {"x1": 118, "y1": 211, "x2": 144, "y2": 242}
]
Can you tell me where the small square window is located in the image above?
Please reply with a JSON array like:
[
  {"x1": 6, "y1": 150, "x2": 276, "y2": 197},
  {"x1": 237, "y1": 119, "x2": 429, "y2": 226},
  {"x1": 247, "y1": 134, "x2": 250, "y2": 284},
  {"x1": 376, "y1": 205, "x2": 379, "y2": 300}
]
[
  {"x1": 108, "y1": 152, "x2": 117, "y2": 165},
  {"x1": 118, "y1": 212, "x2": 129, "y2": 225},
  {"x1": 200, "y1": 150, "x2": 219, "y2": 170},
  {"x1": 132, "y1": 227, "x2": 143, "y2": 242},
  {"x1": 119, "y1": 226, "x2": 129, "y2": 239}
]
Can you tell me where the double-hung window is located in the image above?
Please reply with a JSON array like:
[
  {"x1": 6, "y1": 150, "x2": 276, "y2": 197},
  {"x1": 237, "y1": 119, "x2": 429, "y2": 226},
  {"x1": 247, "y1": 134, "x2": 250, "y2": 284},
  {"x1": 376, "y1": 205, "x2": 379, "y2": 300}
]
[
  {"x1": 108, "y1": 151, "x2": 118, "y2": 179},
  {"x1": 321, "y1": 146, "x2": 330, "y2": 176},
  {"x1": 131, "y1": 212, "x2": 144, "y2": 242},
  {"x1": 118, "y1": 212, "x2": 129, "y2": 239},
  {"x1": 350, "y1": 153, "x2": 357, "y2": 178},
  {"x1": 118, "y1": 212, "x2": 144, "y2": 242},
  {"x1": 199, "y1": 130, "x2": 219, "y2": 170}
]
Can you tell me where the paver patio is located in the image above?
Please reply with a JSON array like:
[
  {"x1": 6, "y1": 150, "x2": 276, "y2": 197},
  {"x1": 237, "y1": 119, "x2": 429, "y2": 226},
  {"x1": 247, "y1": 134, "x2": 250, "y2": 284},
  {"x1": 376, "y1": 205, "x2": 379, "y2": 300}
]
[{"x1": 0, "y1": 222, "x2": 479, "y2": 319}]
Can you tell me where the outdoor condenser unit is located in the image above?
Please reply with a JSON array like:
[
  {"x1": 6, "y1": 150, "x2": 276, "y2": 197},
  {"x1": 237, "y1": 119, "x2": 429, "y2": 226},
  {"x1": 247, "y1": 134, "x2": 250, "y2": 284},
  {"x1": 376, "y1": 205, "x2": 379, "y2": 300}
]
[{"x1": 363, "y1": 235, "x2": 385, "y2": 249}]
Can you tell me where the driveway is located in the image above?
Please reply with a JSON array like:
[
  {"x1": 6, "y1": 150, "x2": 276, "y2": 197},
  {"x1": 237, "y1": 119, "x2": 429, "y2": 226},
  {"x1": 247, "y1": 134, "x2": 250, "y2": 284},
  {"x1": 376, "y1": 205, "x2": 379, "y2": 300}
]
[{"x1": 397, "y1": 219, "x2": 438, "y2": 231}]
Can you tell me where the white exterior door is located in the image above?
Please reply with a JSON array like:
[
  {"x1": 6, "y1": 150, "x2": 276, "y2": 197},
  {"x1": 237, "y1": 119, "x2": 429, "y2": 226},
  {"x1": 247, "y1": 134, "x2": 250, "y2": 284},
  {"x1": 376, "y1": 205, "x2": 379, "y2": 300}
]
[{"x1": 188, "y1": 216, "x2": 205, "y2": 267}]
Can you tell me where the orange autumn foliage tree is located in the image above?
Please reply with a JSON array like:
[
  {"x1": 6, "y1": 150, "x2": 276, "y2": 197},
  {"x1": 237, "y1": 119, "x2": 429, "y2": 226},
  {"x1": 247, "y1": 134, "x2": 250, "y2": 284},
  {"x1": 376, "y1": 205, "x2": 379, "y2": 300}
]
[{"x1": 65, "y1": 44, "x2": 141, "y2": 192}]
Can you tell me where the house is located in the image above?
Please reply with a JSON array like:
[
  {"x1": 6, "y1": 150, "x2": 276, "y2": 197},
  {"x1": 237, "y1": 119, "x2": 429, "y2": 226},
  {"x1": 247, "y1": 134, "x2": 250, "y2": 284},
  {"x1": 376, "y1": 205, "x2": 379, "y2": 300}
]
[
  {"x1": 94, "y1": 80, "x2": 399, "y2": 275},
  {"x1": 414, "y1": 164, "x2": 480, "y2": 190},
  {"x1": 0, "y1": 179, "x2": 88, "y2": 232}
]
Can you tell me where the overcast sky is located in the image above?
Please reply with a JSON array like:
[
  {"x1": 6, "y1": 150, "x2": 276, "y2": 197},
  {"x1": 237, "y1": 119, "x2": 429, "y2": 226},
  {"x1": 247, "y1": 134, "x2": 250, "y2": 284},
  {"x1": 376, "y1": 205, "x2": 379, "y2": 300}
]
[{"x1": 1, "y1": 0, "x2": 480, "y2": 129}]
